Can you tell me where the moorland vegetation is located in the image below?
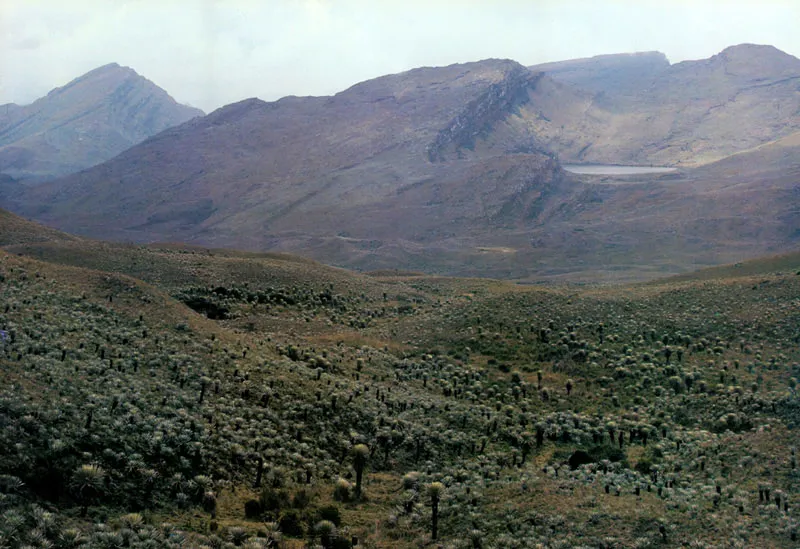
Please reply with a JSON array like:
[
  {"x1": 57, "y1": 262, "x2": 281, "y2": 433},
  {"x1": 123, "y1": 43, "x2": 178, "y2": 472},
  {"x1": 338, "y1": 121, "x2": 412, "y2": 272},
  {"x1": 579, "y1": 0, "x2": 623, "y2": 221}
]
[{"x1": 1, "y1": 224, "x2": 799, "y2": 548}]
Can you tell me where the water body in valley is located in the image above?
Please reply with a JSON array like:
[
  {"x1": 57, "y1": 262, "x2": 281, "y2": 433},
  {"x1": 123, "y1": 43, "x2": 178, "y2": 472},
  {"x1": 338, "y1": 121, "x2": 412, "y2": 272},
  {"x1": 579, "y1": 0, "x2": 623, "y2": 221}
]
[{"x1": 563, "y1": 164, "x2": 678, "y2": 175}]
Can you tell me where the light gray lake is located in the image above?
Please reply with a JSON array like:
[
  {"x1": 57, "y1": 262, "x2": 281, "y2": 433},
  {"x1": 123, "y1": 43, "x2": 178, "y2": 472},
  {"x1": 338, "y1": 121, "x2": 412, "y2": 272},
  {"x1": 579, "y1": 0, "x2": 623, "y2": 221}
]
[{"x1": 563, "y1": 164, "x2": 677, "y2": 175}]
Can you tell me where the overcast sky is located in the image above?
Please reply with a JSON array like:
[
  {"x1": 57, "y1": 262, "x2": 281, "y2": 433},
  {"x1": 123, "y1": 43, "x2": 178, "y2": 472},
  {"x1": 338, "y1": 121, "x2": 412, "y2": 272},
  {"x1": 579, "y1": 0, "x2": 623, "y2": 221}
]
[{"x1": 1, "y1": 0, "x2": 798, "y2": 113}]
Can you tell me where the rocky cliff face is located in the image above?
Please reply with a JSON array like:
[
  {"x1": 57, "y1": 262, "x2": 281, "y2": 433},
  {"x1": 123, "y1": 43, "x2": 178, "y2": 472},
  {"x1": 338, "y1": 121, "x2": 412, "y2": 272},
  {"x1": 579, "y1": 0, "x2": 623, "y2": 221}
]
[
  {"x1": 0, "y1": 64, "x2": 203, "y2": 180},
  {"x1": 427, "y1": 67, "x2": 541, "y2": 161}
]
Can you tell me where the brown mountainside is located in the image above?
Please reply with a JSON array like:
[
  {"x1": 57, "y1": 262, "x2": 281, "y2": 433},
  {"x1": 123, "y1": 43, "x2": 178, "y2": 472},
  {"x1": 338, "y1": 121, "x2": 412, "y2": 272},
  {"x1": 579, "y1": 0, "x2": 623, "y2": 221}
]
[
  {"x1": 533, "y1": 44, "x2": 800, "y2": 166},
  {"x1": 529, "y1": 51, "x2": 670, "y2": 98},
  {"x1": 0, "y1": 63, "x2": 203, "y2": 180},
  {"x1": 691, "y1": 130, "x2": 800, "y2": 178},
  {"x1": 4, "y1": 46, "x2": 800, "y2": 282},
  {"x1": 10, "y1": 60, "x2": 576, "y2": 265}
]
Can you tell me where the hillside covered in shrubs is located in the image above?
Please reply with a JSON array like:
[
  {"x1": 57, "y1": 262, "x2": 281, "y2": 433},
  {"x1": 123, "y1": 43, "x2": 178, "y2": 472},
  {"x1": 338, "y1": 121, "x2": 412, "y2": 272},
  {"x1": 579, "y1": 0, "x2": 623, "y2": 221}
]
[{"x1": 1, "y1": 229, "x2": 800, "y2": 548}]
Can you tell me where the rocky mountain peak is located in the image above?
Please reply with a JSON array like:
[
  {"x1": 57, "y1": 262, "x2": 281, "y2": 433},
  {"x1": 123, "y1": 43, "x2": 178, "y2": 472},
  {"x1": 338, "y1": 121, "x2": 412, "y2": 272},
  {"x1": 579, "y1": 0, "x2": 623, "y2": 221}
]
[
  {"x1": 0, "y1": 64, "x2": 203, "y2": 180},
  {"x1": 701, "y1": 43, "x2": 800, "y2": 76}
]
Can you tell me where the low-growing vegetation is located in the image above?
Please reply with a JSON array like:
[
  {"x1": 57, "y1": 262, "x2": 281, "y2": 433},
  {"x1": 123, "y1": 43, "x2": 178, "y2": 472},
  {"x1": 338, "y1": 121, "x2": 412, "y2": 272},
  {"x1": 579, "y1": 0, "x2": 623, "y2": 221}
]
[{"x1": 1, "y1": 238, "x2": 800, "y2": 548}]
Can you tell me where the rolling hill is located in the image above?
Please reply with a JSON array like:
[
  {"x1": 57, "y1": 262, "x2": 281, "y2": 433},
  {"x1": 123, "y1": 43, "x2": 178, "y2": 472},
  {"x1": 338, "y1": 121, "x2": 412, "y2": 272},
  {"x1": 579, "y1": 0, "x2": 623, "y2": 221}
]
[
  {"x1": 0, "y1": 206, "x2": 80, "y2": 246},
  {"x1": 1, "y1": 216, "x2": 800, "y2": 547}
]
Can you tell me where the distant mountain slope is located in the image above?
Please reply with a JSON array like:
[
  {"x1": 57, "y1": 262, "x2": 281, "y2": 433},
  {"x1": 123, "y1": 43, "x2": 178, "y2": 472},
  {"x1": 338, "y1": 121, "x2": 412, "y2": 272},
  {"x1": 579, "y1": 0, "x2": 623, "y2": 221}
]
[
  {"x1": 691, "y1": 130, "x2": 800, "y2": 178},
  {"x1": 523, "y1": 168, "x2": 800, "y2": 283},
  {"x1": 533, "y1": 44, "x2": 800, "y2": 166},
  {"x1": 8, "y1": 59, "x2": 579, "y2": 268},
  {"x1": 5, "y1": 46, "x2": 800, "y2": 282},
  {"x1": 0, "y1": 63, "x2": 203, "y2": 180},
  {"x1": 652, "y1": 250, "x2": 800, "y2": 284},
  {"x1": 529, "y1": 51, "x2": 670, "y2": 98}
]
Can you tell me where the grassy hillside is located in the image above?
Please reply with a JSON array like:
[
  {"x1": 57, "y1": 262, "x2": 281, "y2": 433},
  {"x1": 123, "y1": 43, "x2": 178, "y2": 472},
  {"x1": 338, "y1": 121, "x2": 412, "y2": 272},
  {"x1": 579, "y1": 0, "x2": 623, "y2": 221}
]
[
  {"x1": 1, "y1": 235, "x2": 800, "y2": 548},
  {"x1": 2, "y1": 240, "x2": 392, "y2": 296},
  {"x1": 653, "y1": 251, "x2": 800, "y2": 284},
  {"x1": 0, "y1": 208, "x2": 80, "y2": 246}
]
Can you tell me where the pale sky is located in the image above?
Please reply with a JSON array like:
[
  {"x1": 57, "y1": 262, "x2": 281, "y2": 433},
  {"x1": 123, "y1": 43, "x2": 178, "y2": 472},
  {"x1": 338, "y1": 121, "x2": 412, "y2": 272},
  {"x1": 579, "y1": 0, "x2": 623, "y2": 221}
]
[{"x1": 1, "y1": 0, "x2": 798, "y2": 113}]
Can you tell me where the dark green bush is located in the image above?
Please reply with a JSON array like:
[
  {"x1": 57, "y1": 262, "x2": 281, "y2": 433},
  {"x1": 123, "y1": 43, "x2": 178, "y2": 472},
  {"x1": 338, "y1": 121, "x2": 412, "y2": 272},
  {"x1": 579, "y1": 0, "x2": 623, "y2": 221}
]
[
  {"x1": 244, "y1": 498, "x2": 262, "y2": 519},
  {"x1": 316, "y1": 504, "x2": 342, "y2": 526},
  {"x1": 260, "y1": 487, "x2": 290, "y2": 512},
  {"x1": 279, "y1": 510, "x2": 305, "y2": 537}
]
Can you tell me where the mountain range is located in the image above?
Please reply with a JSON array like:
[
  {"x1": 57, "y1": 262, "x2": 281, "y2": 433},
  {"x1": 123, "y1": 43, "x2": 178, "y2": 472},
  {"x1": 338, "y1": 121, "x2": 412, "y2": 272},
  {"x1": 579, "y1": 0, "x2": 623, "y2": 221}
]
[
  {"x1": 530, "y1": 44, "x2": 800, "y2": 166},
  {"x1": 2, "y1": 44, "x2": 800, "y2": 282},
  {"x1": 0, "y1": 63, "x2": 202, "y2": 181},
  {"x1": 3, "y1": 43, "x2": 800, "y2": 549}
]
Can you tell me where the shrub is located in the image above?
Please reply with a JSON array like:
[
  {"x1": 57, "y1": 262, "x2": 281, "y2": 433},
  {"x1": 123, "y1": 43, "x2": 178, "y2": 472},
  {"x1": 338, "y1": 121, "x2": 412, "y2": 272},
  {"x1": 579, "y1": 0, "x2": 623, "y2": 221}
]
[
  {"x1": 316, "y1": 505, "x2": 342, "y2": 526},
  {"x1": 279, "y1": 510, "x2": 304, "y2": 537},
  {"x1": 315, "y1": 520, "x2": 337, "y2": 549},
  {"x1": 260, "y1": 487, "x2": 289, "y2": 512},
  {"x1": 333, "y1": 478, "x2": 352, "y2": 502},
  {"x1": 227, "y1": 526, "x2": 249, "y2": 546},
  {"x1": 587, "y1": 445, "x2": 628, "y2": 466},
  {"x1": 244, "y1": 498, "x2": 262, "y2": 519},
  {"x1": 402, "y1": 471, "x2": 420, "y2": 491},
  {"x1": 292, "y1": 488, "x2": 312, "y2": 509}
]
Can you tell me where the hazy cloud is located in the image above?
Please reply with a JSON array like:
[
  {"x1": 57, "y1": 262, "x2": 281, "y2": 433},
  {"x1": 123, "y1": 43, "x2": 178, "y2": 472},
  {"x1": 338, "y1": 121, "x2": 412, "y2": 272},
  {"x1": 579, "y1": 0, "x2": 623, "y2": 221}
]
[
  {"x1": 10, "y1": 37, "x2": 42, "y2": 51},
  {"x1": 1, "y1": 0, "x2": 798, "y2": 112}
]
